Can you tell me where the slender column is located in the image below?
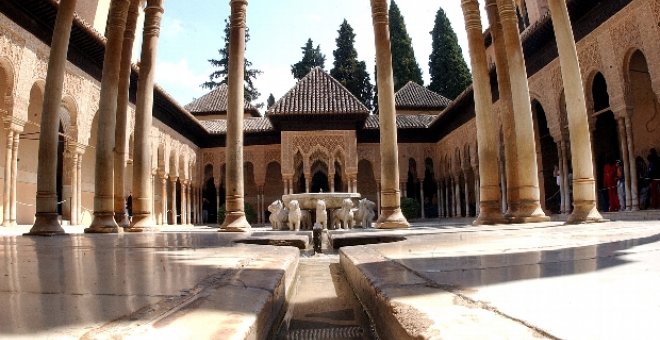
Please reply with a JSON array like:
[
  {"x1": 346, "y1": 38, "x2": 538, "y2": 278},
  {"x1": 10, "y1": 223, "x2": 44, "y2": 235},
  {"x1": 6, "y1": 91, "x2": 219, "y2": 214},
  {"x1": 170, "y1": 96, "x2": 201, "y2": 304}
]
[
  {"x1": 114, "y1": 0, "x2": 140, "y2": 228},
  {"x1": 182, "y1": 181, "x2": 188, "y2": 225},
  {"x1": 70, "y1": 153, "x2": 79, "y2": 225},
  {"x1": 548, "y1": 0, "x2": 603, "y2": 222},
  {"x1": 329, "y1": 174, "x2": 335, "y2": 193},
  {"x1": 419, "y1": 181, "x2": 425, "y2": 219},
  {"x1": 305, "y1": 174, "x2": 311, "y2": 193},
  {"x1": 8, "y1": 130, "x2": 19, "y2": 225},
  {"x1": 557, "y1": 141, "x2": 566, "y2": 213},
  {"x1": 616, "y1": 117, "x2": 632, "y2": 210},
  {"x1": 445, "y1": 179, "x2": 450, "y2": 217},
  {"x1": 86, "y1": 0, "x2": 131, "y2": 233},
  {"x1": 625, "y1": 117, "x2": 639, "y2": 210},
  {"x1": 76, "y1": 150, "x2": 82, "y2": 220},
  {"x1": 493, "y1": 0, "x2": 548, "y2": 222},
  {"x1": 376, "y1": 181, "x2": 381, "y2": 215},
  {"x1": 561, "y1": 141, "x2": 571, "y2": 213},
  {"x1": 437, "y1": 182, "x2": 442, "y2": 218},
  {"x1": 28, "y1": 0, "x2": 78, "y2": 235},
  {"x1": 215, "y1": 179, "x2": 221, "y2": 224},
  {"x1": 462, "y1": 0, "x2": 506, "y2": 224},
  {"x1": 128, "y1": 0, "x2": 164, "y2": 230},
  {"x1": 221, "y1": 0, "x2": 250, "y2": 231},
  {"x1": 3, "y1": 129, "x2": 13, "y2": 226},
  {"x1": 282, "y1": 178, "x2": 288, "y2": 195},
  {"x1": 159, "y1": 173, "x2": 167, "y2": 225},
  {"x1": 464, "y1": 171, "x2": 471, "y2": 216},
  {"x1": 474, "y1": 167, "x2": 481, "y2": 215},
  {"x1": 170, "y1": 177, "x2": 178, "y2": 225},
  {"x1": 371, "y1": 0, "x2": 409, "y2": 228}
]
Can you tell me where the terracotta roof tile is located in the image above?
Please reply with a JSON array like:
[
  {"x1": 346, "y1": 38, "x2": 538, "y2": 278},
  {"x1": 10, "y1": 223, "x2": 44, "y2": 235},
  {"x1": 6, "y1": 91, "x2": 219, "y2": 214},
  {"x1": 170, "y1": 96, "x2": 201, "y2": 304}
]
[
  {"x1": 200, "y1": 117, "x2": 273, "y2": 135},
  {"x1": 184, "y1": 84, "x2": 259, "y2": 115},
  {"x1": 363, "y1": 114, "x2": 436, "y2": 130},
  {"x1": 268, "y1": 67, "x2": 369, "y2": 115},
  {"x1": 395, "y1": 81, "x2": 452, "y2": 110}
]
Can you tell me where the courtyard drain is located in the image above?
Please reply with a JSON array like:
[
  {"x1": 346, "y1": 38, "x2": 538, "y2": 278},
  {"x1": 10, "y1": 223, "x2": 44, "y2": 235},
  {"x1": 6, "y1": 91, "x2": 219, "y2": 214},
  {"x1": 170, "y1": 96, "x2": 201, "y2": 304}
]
[{"x1": 286, "y1": 326, "x2": 364, "y2": 340}]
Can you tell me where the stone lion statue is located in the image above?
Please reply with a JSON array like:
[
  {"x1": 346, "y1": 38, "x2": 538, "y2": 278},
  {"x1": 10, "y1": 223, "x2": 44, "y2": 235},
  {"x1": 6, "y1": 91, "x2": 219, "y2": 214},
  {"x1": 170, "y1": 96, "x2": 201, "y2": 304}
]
[
  {"x1": 354, "y1": 198, "x2": 376, "y2": 228},
  {"x1": 288, "y1": 200, "x2": 302, "y2": 231},
  {"x1": 316, "y1": 200, "x2": 328, "y2": 230},
  {"x1": 332, "y1": 198, "x2": 354, "y2": 230},
  {"x1": 267, "y1": 200, "x2": 288, "y2": 230}
]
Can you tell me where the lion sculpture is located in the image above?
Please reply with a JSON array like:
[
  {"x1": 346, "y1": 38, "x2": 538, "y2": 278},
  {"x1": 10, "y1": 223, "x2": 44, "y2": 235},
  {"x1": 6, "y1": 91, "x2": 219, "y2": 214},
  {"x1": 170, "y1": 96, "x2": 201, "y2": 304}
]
[
  {"x1": 267, "y1": 200, "x2": 288, "y2": 230},
  {"x1": 354, "y1": 198, "x2": 376, "y2": 228},
  {"x1": 288, "y1": 200, "x2": 302, "y2": 231},
  {"x1": 316, "y1": 200, "x2": 328, "y2": 230},
  {"x1": 332, "y1": 198, "x2": 354, "y2": 230}
]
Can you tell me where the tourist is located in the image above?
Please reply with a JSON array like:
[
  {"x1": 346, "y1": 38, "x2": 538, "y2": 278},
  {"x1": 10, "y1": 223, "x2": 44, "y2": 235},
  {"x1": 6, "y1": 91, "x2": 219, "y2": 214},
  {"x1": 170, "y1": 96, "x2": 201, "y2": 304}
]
[
  {"x1": 126, "y1": 193, "x2": 133, "y2": 223},
  {"x1": 603, "y1": 160, "x2": 619, "y2": 212},
  {"x1": 649, "y1": 148, "x2": 660, "y2": 209},
  {"x1": 636, "y1": 156, "x2": 649, "y2": 210},
  {"x1": 615, "y1": 160, "x2": 625, "y2": 211}
]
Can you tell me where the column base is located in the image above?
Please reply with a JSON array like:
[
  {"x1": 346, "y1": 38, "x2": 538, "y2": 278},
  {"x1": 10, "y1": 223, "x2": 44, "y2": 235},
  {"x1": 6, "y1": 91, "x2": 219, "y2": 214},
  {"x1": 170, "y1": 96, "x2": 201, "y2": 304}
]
[
  {"x1": 566, "y1": 201, "x2": 608, "y2": 224},
  {"x1": 25, "y1": 213, "x2": 66, "y2": 236},
  {"x1": 125, "y1": 213, "x2": 157, "y2": 232},
  {"x1": 376, "y1": 208, "x2": 410, "y2": 229},
  {"x1": 220, "y1": 212, "x2": 251, "y2": 232},
  {"x1": 85, "y1": 212, "x2": 120, "y2": 233},
  {"x1": 474, "y1": 201, "x2": 508, "y2": 225},
  {"x1": 506, "y1": 200, "x2": 550, "y2": 224},
  {"x1": 3, "y1": 221, "x2": 17, "y2": 228},
  {"x1": 115, "y1": 212, "x2": 130, "y2": 228}
]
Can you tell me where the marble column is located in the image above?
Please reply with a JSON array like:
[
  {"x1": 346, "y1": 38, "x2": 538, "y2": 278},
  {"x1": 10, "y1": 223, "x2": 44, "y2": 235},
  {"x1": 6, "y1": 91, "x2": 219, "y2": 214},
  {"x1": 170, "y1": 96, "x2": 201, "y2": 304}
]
[
  {"x1": 560, "y1": 141, "x2": 571, "y2": 213},
  {"x1": 28, "y1": 0, "x2": 78, "y2": 235},
  {"x1": 616, "y1": 116, "x2": 632, "y2": 210},
  {"x1": 182, "y1": 181, "x2": 188, "y2": 225},
  {"x1": 437, "y1": 183, "x2": 442, "y2": 218},
  {"x1": 454, "y1": 177, "x2": 461, "y2": 217},
  {"x1": 474, "y1": 167, "x2": 481, "y2": 215},
  {"x1": 221, "y1": 0, "x2": 251, "y2": 232},
  {"x1": 371, "y1": 0, "x2": 409, "y2": 229},
  {"x1": 329, "y1": 173, "x2": 335, "y2": 193},
  {"x1": 491, "y1": 0, "x2": 548, "y2": 222},
  {"x1": 548, "y1": 0, "x2": 603, "y2": 223},
  {"x1": 68, "y1": 146, "x2": 84, "y2": 225},
  {"x1": 624, "y1": 116, "x2": 639, "y2": 210},
  {"x1": 464, "y1": 171, "x2": 471, "y2": 217},
  {"x1": 8, "y1": 128, "x2": 19, "y2": 225},
  {"x1": 3, "y1": 129, "x2": 14, "y2": 227},
  {"x1": 86, "y1": 0, "x2": 131, "y2": 234},
  {"x1": 129, "y1": 0, "x2": 164, "y2": 231},
  {"x1": 114, "y1": 0, "x2": 140, "y2": 229},
  {"x1": 170, "y1": 177, "x2": 178, "y2": 225},
  {"x1": 463, "y1": 0, "x2": 506, "y2": 224},
  {"x1": 376, "y1": 181, "x2": 381, "y2": 215},
  {"x1": 160, "y1": 173, "x2": 167, "y2": 225},
  {"x1": 305, "y1": 174, "x2": 311, "y2": 193},
  {"x1": 445, "y1": 179, "x2": 451, "y2": 217},
  {"x1": 419, "y1": 181, "x2": 425, "y2": 219},
  {"x1": 215, "y1": 179, "x2": 221, "y2": 224}
]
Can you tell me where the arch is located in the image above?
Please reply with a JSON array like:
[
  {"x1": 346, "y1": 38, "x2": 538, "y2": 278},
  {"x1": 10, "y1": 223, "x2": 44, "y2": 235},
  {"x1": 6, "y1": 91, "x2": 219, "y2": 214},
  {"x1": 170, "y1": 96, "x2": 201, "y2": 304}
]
[
  {"x1": 531, "y1": 99, "x2": 561, "y2": 213},
  {"x1": 357, "y1": 159, "x2": 378, "y2": 204},
  {"x1": 590, "y1": 72, "x2": 621, "y2": 212},
  {"x1": 626, "y1": 50, "x2": 659, "y2": 160},
  {"x1": 310, "y1": 160, "x2": 329, "y2": 193},
  {"x1": 0, "y1": 57, "x2": 15, "y2": 99},
  {"x1": 263, "y1": 161, "x2": 283, "y2": 218},
  {"x1": 202, "y1": 163, "x2": 217, "y2": 223},
  {"x1": 422, "y1": 158, "x2": 438, "y2": 218}
]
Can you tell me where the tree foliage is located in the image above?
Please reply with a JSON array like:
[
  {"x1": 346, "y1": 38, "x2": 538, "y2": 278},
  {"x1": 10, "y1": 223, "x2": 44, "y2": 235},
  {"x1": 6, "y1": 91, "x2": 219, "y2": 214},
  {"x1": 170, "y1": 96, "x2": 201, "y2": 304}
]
[
  {"x1": 330, "y1": 20, "x2": 374, "y2": 109},
  {"x1": 203, "y1": 18, "x2": 262, "y2": 103},
  {"x1": 291, "y1": 38, "x2": 326, "y2": 80},
  {"x1": 389, "y1": 0, "x2": 423, "y2": 91},
  {"x1": 428, "y1": 6, "x2": 471, "y2": 99}
]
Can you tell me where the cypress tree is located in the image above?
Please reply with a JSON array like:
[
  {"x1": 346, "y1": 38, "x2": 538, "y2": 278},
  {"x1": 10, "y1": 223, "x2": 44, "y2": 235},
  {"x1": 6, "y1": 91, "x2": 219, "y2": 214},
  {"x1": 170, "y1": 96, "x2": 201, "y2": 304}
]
[
  {"x1": 291, "y1": 38, "x2": 326, "y2": 80},
  {"x1": 330, "y1": 20, "x2": 374, "y2": 109},
  {"x1": 267, "y1": 93, "x2": 276, "y2": 109},
  {"x1": 428, "y1": 6, "x2": 471, "y2": 99},
  {"x1": 203, "y1": 17, "x2": 262, "y2": 103},
  {"x1": 389, "y1": 0, "x2": 423, "y2": 91}
]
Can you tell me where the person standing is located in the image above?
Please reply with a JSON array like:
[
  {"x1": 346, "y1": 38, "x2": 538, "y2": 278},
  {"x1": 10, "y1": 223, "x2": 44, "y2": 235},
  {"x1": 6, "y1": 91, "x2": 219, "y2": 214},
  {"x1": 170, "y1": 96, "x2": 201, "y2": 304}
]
[
  {"x1": 649, "y1": 148, "x2": 660, "y2": 209},
  {"x1": 603, "y1": 160, "x2": 619, "y2": 212},
  {"x1": 615, "y1": 160, "x2": 625, "y2": 211}
]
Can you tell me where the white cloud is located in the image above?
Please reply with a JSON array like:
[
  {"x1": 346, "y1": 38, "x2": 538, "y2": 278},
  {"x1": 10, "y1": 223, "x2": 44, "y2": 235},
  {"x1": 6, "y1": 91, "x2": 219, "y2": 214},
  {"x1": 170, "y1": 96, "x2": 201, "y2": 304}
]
[
  {"x1": 155, "y1": 58, "x2": 210, "y2": 105},
  {"x1": 254, "y1": 64, "x2": 297, "y2": 106}
]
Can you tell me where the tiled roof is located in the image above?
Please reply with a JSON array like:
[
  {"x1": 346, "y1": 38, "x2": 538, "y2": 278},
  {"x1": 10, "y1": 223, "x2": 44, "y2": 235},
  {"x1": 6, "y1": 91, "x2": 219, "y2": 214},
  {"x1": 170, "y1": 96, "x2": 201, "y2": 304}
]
[
  {"x1": 363, "y1": 114, "x2": 436, "y2": 130},
  {"x1": 200, "y1": 117, "x2": 274, "y2": 134},
  {"x1": 395, "y1": 81, "x2": 452, "y2": 109},
  {"x1": 184, "y1": 84, "x2": 259, "y2": 115},
  {"x1": 268, "y1": 67, "x2": 370, "y2": 116}
]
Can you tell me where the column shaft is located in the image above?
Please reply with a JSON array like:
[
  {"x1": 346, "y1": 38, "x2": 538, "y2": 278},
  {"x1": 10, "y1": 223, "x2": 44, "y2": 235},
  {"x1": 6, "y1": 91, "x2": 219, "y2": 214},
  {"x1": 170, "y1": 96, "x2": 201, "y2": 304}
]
[
  {"x1": 114, "y1": 0, "x2": 140, "y2": 228},
  {"x1": 464, "y1": 171, "x2": 470, "y2": 216},
  {"x1": 29, "y1": 0, "x2": 78, "y2": 235},
  {"x1": 617, "y1": 117, "x2": 632, "y2": 210},
  {"x1": 160, "y1": 174, "x2": 167, "y2": 225},
  {"x1": 548, "y1": 0, "x2": 603, "y2": 222},
  {"x1": 86, "y1": 0, "x2": 131, "y2": 233},
  {"x1": 130, "y1": 0, "x2": 164, "y2": 230},
  {"x1": 170, "y1": 178, "x2": 177, "y2": 225},
  {"x1": 9, "y1": 131, "x2": 19, "y2": 224},
  {"x1": 462, "y1": 0, "x2": 506, "y2": 224},
  {"x1": 3, "y1": 129, "x2": 13, "y2": 226},
  {"x1": 221, "y1": 0, "x2": 251, "y2": 231},
  {"x1": 420, "y1": 182, "x2": 425, "y2": 219},
  {"x1": 70, "y1": 153, "x2": 79, "y2": 225},
  {"x1": 371, "y1": 0, "x2": 409, "y2": 228},
  {"x1": 436, "y1": 183, "x2": 442, "y2": 218},
  {"x1": 625, "y1": 117, "x2": 639, "y2": 210}
]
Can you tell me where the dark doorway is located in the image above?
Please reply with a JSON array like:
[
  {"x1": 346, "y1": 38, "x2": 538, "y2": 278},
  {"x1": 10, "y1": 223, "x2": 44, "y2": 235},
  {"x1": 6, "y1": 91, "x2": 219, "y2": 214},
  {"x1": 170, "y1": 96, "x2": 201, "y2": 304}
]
[
  {"x1": 532, "y1": 100, "x2": 561, "y2": 213},
  {"x1": 591, "y1": 73, "x2": 620, "y2": 211},
  {"x1": 311, "y1": 171, "x2": 329, "y2": 193}
]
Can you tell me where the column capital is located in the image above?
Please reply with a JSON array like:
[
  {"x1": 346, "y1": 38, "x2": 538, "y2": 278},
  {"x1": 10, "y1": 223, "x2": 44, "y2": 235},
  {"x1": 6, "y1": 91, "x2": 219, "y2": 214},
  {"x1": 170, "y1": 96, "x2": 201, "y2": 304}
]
[{"x1": 2, "y1": 116, "x2": 25, "y2": 133}]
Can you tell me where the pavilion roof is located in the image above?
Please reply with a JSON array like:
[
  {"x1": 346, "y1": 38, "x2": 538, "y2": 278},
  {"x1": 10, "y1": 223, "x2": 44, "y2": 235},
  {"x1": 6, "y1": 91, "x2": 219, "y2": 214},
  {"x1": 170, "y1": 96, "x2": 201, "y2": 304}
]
[
  {"x1": 184, "y1": 84, "x2": 261, "y2": 117},
  {"x1": 395, "y1": 81, "x2": 451, "y2": 110},
  {"x1": 363, "y1": 114, "x2": 436, "y2": 130},
  {"x1": 200, "y1": 117, "x2": 274, "y2": 135},
  {"x1": 267, "y1": 67, "x2": 370, "y2": 116}
]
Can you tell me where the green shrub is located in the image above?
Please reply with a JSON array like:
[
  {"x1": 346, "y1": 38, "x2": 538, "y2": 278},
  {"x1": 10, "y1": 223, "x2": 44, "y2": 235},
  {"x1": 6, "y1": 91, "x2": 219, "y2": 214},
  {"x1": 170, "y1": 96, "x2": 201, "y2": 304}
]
[
  {"x1": 217, "y1": 202, "x2": 257, "y2": 224},
  {"x1": 400, "y1": 197, "x2": 420, "y2": 220}
]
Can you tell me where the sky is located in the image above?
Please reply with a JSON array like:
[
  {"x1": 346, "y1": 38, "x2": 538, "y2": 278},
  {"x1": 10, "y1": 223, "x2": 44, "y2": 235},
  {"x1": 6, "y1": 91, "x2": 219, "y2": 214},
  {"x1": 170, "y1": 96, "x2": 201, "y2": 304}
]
[{"x1": 153, "y1": 1, "x2": 487, "y2": 108}]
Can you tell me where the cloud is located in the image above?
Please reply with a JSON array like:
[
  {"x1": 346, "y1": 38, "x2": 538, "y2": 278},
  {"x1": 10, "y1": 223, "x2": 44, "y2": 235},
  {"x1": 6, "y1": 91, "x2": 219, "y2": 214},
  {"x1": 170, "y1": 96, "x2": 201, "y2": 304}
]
[
  {"x1": 254, "y1": 64, "x2": 297, "y2": 106},
  {"x1": 161, "y1": 17, "x2": 184, "y2": 39},
  {"x1": 155, "y1": 58, "x2": 210, "y2": 105}
]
